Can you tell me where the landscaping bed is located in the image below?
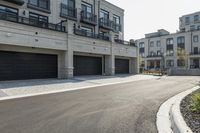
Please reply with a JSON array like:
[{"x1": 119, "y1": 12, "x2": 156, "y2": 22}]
[{"x1": 180, "y1": 89, "x2": 200, "y2": 133}]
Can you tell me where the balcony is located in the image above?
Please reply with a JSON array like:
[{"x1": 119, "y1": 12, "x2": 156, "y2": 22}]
[
  {"x1": 74, "y1": 28, "x2": 110, "y2": 41},
  {"x1": 112, "y1": 23, "x2": 121, "y2": 32},
  {"x1": 80, "y1": 11, "x2": 97, "y2": 25},
  {"x1": 114, "y1": 39, "x2": 136, "y2": 47},
  {"x1": 190, "y1": 52, "x2": 200, "y2": 55},
  {"x1": 99, "y1": 18, "x2": 113, "y2": 30},
  {"x1": 146, "y1": 54, "x2": 163, "y2": 58},
  {"x1": 0, "y1": 12, "x2": 66, "y2": 32},
  {"x1": 166, "y1": 44, "x2": 173, "y2": 50},
  {"x1": 60, "y1": 3, "x2": 77, "y2": 20},
  {"x1": 3, "y1": 0, "x2": 25, "y2": 5}
]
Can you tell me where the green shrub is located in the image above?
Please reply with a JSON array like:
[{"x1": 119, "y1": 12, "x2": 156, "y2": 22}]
[{"x1": 191, "y1": 92, "x2": 200, "y2": 113}]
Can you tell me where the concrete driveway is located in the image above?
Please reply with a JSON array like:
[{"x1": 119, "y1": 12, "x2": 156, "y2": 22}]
[{"x1": 0, "y1": 76, "x2": 199, "y2": 133}]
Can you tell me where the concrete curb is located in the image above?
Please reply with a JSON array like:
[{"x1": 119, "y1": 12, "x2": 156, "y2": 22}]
[{"x1": 157, "y1": 86, "x2": 199, "y2": 133}]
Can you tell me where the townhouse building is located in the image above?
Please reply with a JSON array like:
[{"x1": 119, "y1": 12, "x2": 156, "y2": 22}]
[
  {"x1": 137, "y1": 12, "x2": 200, "y2": 73},
  {"x1": 0, "y1": 0, "x2": 138, "y2": 81}
]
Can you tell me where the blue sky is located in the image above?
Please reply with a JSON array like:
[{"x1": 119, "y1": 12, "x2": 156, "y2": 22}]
[{"x1": 107, "y1": 0, "x2": 200, "y2": 40}]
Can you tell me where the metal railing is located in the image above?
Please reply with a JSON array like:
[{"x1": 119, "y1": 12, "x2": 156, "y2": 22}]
[
  {"x1": 146, "y1": 54, "x2": 163, "y2": 58},
  {"x1": 60, "y1": 3, "x2": 77, "y2": 19},
  {"x1": 81, "y1": 11, "x2": 97, "y2": 24},
  {"x1": 74, "y1": 28, "x2": 110, "y2": 41},
  {"x1": 112, "y1": 23, "x2": 121, "y2": 32},
  {"x1": 0, "y1": 11, "x2": 66, "y2": 32},
  {"x1": 190, "y1": 52, "x2": 200, "y2": 55},
  {"x1": 4, "y1": 0, "x2": 25, "y2": 5},
  {"x1": 99, "y1": 18, "x2": 113, "y2": 29},
  {"x1": 114, "y1": 39, "x2": 136, "y2": 47}
]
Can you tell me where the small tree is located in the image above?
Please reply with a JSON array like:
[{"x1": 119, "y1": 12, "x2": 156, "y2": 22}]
[{"x1": 177, "y1": 48, "x2": 188, "y2": 68}]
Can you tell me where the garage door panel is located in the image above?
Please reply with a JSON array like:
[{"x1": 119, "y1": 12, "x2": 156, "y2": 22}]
[
  {"x1": 74, "y1": 55, "x2": 102, "y2": 76},
  {"x1": 0, "y1": 51, "x2": 58, "y2": 81},
  {"x1": 115, "y1": 59, "x2": 129, "y2": 74}
]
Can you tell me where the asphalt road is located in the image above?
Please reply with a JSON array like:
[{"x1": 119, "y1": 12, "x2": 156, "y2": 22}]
[{"x1": 0, "y1": 76, "x2": 199, "y2": 133}]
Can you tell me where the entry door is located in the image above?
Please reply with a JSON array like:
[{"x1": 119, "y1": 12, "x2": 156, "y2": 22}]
[{"x1": 193, "y1": 59, "x2": 199, "y2": 68}]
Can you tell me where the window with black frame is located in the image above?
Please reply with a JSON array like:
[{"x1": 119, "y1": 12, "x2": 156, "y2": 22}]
[
  {"x1": 29, "y1": 12, "x2": 48, "y2": 28},
  {"x1": 113, "y1": 15, "x2": 120, "y2": 32},
  {"x1": 100, "y1": 9, "x2": 109, "y2": 25},
  {"x1": 61, "y1": 0, "x2": 75, "y2": 18},
  {"x1": 28, "y1": 0, "x2": 50, "y2": 11},
  {"x1": 81, "y1": 2, "x2": 92, "y2": 20},
  {"x1": 0, "y1": 5, "x2": 18, "y2": 22},
  {"x1": 177, "y1": 36, "x2": 185, "y2": 49}
]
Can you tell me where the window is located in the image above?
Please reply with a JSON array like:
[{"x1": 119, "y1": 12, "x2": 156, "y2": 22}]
[
  {"x1": 194, "y1": 15, "x2": 199, "y2": 22},
  {"x1": 166, "y1": 50, "x2": 174, "y2": 56},
  {"x1": 193, "y1": 35, "x2": 199, "y2": 43},
  {"x1": 28, "y1": 0, "x2": 50, "y2": 10},
  {"x1": 166, "y1": 60, "x2": 174, "y2": 67},
  {"x1": 150, "y1": 41, "x2": 154, "y2": 47},
  {"x1": 190, "y1": 25, "x2": 195, "y2": 30},
  {"x1": 157, "y1": 50, "x2": 161, "y2": 55},
  {"x1": 0, "y1": 5, "x2": 18, "y2": 21},
  {"x1": 166, "y1": 38, "x2": 173, "y2": 45},
  {"x1": 139, "y1": 42, "x2": 145, "y2": 48},
  {"x1": 113, "y1": 15, "x2": 120, "y2": 31},
  {"x1": 81, "y1": 26, "x2": 93, "y2": 33},
  {"x1": 156, "y1": 41, "x2": 161, "y2": 47},
  {"x1": 194, "y1": 47, "x2": 199, "y2": 54},
  {"x1": 81, "y1": 2, "x2": 92, "y2": 18},
  {"x1": 177, "y1": 36, "x2": 185, "y2": 49},
  {"x1": 29, "y1": 12, "x2": 48, "y2": 27},
  {"x1": 185, "y1": 17, "x2": 190, "y2": 24},
  {"x1": 177, "y1": 59, "x2": 185, "y2": 67},
  {"x1": 61, "y1": 0, "x2": 75, "y2": 18},
  {"x1": 100, "y1": 9, "x2": 109, "y2": 20}
]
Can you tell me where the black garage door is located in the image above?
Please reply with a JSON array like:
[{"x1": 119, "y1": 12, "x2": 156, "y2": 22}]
[
  {"x1": 74, "y1": 55, "x2": 102, "y2": 76},
  {"x1": 0, "y1": 51, "x2": 57, "y2": 81},
  {"x1": 115, "y1": 58, "x2": 129, "y2": 74}
]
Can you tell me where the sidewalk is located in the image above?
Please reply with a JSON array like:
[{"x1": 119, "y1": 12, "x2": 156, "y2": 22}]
[{"x1": 0, "y1": 75, "x2": 159, "y2": 98}]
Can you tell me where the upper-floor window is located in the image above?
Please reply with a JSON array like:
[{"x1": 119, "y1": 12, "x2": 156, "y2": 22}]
[
  {"x1": 113, "y1": 15, "x2": 120, "y2": 25},
  {"x1": 113, "y1": 15, "x2": 120, "y2": 31},
  {"x1": 81, "y1": 26, "x2": 93, "y2": 33},
  {"x1": 194, "y1": 15, "x2": 199, "y2": 22},
  {"x1": 166, "y1": 38, "x2": 173, "y2": 45},
  {"x1": 0, "y1": 5, "x2": 18, "y2": 21},
  {"x1": 177, "y1": 36, "x2": 185, "y2": 44},
  {"x1": 81, "y1": 2, "x2": 92, "y2": 14},
  {"x1": 28, "y1": 0, "x2": 50, "y2": 10},
  {"x1": 150, "y1": 41, "x2": 154, "y2": 47},
  {"x1": 62, "y1": 0, "x2": 75, "y2": 8},
  {"x1": 156, "y1": 41, "x2": 161, "y2": 47},
  {"x1": 193, "y1": 35, "x2": 199, "y2": 43},
  {"x1": 190, "y1": 25, "x2": 195, "y2": 30},
  {"x1": 185, "y1": 17, "x2": 190, "y2": 25},
  {"x1": 139, "y1": 42, "x2": 145, "y2": 48},
  {"x1": 177, "y1": 36, "x2": 185, "y2": 49},
  {"x1": 100, "y1": 9, "x2": 109, "y2": 20}
]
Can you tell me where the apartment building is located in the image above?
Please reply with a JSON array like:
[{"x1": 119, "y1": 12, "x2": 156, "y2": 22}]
[
  {"x1": 0, "y1": 0, "x2": 138, "y2": 81},
  {"x1": 137, "y1": 12, "x2": 200, "y2": 73}
]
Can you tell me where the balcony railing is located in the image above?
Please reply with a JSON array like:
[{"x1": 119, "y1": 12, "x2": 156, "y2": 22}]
[
  {"x1": 190, "y1": 52, "x2": 200, "y2": 55},
  {"x1": 166, "y1": 44, "x2": 173, "y2": 50},
  {"x1": 80, "y1": 11, "x2": 97, "y2": 25},
  {"x1": 60, "y1": 3, "x2": 77, "y2": 20},
  {"x1": 114, "y1": 39, "x2": 136, "y2": 47},
  {"x1": 146, "y1": 54, "x2": 163, "y2": 58},
  {"x1": 112, "y1": 23, "x2": 121, "y2": 32},
  {"x1": 74, "y1": 28, "x2": 110, "y2": 41},
  {"x1": 0, "y1": 12, "x2": 66, "y2": 32},
  {"x1": 99, "y1": 18, "x2": 113, "y2": 30},
  {"x1": 3, "y1": 0, "x2": 25, "y2": 5}
]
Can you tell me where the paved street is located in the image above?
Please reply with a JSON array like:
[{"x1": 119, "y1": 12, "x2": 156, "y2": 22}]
[{"x1": 0, "y1": 76, "x2": 199, "y2": 133}]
